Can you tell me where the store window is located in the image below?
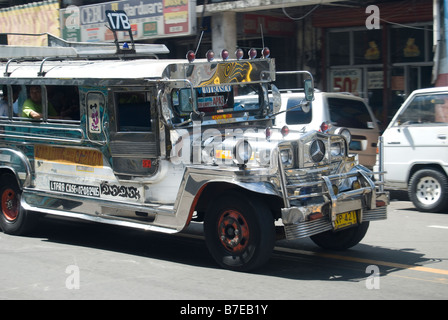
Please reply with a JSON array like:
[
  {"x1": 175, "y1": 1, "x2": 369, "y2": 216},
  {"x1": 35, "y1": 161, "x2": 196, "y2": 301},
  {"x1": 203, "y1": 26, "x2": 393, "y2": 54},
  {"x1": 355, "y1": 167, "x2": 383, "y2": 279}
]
[
  {"x1": 390, "y1": 26, "x2": 432, "y2": 64},
  {"x1": 354, "y1": 29, "x2": 382, "y2": 65},
  {"x1": 328, "y1": 32, "x2": 350, "y2": 66}
]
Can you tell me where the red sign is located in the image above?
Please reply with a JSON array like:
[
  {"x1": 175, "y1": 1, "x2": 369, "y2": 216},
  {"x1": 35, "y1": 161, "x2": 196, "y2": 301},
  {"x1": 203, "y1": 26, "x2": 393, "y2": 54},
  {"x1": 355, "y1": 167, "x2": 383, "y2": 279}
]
[{"x1": 163, "y1": 0, "x2": 189, "y2": 35}]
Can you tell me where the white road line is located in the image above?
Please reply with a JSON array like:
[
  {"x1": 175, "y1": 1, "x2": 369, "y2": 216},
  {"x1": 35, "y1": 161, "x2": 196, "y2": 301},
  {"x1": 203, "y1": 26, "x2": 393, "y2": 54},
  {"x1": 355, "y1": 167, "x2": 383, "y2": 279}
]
[{"x1": 428, "y1": 225, "x2": 448, "y2": 230}]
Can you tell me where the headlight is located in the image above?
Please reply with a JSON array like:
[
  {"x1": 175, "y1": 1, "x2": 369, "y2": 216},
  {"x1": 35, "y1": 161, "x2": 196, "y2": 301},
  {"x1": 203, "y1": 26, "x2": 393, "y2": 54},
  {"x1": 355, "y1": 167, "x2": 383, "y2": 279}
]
[
  {"x1": 330, "y1": 142, "x2": 342, "y2": 156},
  {"x1": 233, "y1": 139, "x2": 252, "y2": 165},
  {"x1": 279, "y1": 147, "x2": 293, "y2": 167},
  {"x1": 280, "y1": 149, "x2": 292, "y2": 164},
  {"x1": 334, "y1": 127, "x2": 351, "y2": 144}
]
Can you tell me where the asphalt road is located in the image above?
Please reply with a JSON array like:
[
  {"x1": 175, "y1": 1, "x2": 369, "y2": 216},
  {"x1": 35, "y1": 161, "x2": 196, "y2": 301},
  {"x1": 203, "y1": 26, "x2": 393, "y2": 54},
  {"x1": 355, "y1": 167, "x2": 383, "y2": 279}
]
[{"x1": 1, "y1": 190, "x2": 447, "y2": 302}]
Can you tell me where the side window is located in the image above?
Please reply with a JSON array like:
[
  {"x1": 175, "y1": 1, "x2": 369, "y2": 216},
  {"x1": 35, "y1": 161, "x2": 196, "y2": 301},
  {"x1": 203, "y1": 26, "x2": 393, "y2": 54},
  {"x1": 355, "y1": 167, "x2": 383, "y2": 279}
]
[
  {"x1": 115, "y1": 91, "x2": 151, "y2": 132},
  {"x1": 47, "y1": 85, "x2": 80, "y2": 121},
  {"x1": 0, "y1": 85, "x2": 23, "y2": 118},
  {"x1": 328, "y1": 98, "x2": 374, "y2": 129},
  {"x1": 395, "y1": 94, "x2": 448, "y2": 125},
  {"x1": 20, "y1": 85, "x2": 80, "y2": 121},
  {"x1": 21, "y1": 85, "x2": 48, "y2": 119},
  {"x1": 0, "y1": 85, "x2": 21, "y2": 118}
]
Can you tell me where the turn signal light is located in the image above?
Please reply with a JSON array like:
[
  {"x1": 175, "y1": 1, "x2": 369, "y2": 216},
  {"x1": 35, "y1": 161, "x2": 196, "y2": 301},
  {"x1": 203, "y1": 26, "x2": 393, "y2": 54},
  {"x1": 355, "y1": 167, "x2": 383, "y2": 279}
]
[
  {"x1": 186, "y1": 50, "x2": 195, "y2": 63},
  {"x1": 235, "y1": 48, "x2": 244, "y2": 60},
  {"x1": 248, "y1": 48, "x2": 257, "y2": 59},
  {"x1": 320, "y1": 121, "x2": 331, "y2": 132},
  {"x1": 221, "y1": 49, "x2": 229, "y2": 60},
  {"x1": 262, "y1": 47, "x2": 270, "y2": 58},
  {"x1": 206, "y1": 50, "x2": 215, "y2": 62}
]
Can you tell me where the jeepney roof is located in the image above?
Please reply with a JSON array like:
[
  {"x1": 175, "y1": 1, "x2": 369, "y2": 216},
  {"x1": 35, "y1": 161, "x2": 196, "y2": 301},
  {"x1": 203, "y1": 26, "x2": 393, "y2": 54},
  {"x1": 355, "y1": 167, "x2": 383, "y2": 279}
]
[
  {"x1": 0, "y1": 57, "x2": 275, "y2": 86},
  {"x1": 0, "y1": 58, "x2": 182, "y2": 80},
  {"x1": 0, "y1": 38, "x2": 275, "y2": 85}
]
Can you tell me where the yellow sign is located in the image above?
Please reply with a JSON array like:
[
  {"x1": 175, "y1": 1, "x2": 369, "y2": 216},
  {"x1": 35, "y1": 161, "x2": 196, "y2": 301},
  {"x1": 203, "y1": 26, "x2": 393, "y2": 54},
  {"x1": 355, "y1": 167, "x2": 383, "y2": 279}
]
[
  {"x1": 35, "y1": 145, "x2": 103, "y2": 167},
  {"x1": 0, "y1": 0, "x2": 60, "y2": 46}
]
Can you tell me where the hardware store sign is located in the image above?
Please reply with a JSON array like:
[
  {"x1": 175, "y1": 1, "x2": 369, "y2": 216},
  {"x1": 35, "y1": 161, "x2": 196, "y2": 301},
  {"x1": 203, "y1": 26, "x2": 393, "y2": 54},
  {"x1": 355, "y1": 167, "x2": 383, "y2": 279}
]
[{"x1": 60, "y1": 0, "x2": 195, "y2": 42}]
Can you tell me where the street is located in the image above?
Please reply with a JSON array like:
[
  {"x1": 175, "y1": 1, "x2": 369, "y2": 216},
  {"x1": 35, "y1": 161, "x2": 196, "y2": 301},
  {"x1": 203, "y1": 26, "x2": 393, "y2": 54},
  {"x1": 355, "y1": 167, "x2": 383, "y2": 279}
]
[{"x1": 1, "y1": 190, "x2": 447, "y2": 301}]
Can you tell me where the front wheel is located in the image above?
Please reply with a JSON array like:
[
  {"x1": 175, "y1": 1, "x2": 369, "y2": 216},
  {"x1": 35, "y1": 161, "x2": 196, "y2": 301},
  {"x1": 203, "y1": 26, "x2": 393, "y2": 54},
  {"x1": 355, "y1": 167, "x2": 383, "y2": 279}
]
[
  {"x1": 0, "y1": 173, "x2": 33, "y2": 235},
  {"x1": 310, "y1": 222, "x2": 370, "y2": 250},
  {"x1": 204, "y1": 192, "x2": 275, "y2": 271},
  {"x1": 408, "y1": 169, "x2": 448, "y2": 213}
]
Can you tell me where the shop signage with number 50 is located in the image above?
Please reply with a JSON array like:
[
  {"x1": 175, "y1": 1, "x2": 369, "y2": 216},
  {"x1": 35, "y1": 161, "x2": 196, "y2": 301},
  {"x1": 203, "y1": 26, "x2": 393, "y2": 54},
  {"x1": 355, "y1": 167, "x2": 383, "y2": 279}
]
[
  {"x1": 106, "y1": 10, "x2": 131, "y2": 31},
  {"x1": 330, "y1": 68, "x2": 362, "y2": 95}
]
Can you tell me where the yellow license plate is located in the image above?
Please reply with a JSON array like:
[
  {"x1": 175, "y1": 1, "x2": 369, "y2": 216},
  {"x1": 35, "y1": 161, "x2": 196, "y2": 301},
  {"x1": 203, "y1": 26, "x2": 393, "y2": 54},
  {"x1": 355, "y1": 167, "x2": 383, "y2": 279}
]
[{"x1": 334, "y1": 210, "x2": 359, "y2": 230}]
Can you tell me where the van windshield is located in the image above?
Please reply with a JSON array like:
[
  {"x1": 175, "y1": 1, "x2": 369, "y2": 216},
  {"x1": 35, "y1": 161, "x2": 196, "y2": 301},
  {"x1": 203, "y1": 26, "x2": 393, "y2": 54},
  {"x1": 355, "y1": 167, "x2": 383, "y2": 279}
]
[
  {"x1": 172, "y1": 84, "x2": 263, "y2": 117},
  {"x1": 328, "y1": 97, "x2": 375, "y2": 129},
  {"x1": 394, "y1": 93, "x2": 448, "y2": 125}
]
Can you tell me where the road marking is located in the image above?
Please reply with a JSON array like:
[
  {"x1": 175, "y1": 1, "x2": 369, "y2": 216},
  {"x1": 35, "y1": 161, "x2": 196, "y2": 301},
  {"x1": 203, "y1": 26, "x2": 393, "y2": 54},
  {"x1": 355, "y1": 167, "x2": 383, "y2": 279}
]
[
  {"x1": 275, "y1": 247, "x2": 448, "y2": 276},
  {"x1": 428, "y1": 225, "x2": 448, "y2": 230}
]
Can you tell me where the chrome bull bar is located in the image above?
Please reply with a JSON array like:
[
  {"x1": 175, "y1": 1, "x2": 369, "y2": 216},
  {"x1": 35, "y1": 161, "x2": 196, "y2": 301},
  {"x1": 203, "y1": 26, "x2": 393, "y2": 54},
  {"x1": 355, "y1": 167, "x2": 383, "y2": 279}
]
[{"x1": 277, "y1": 150, "x2": 388, "y2": 240}]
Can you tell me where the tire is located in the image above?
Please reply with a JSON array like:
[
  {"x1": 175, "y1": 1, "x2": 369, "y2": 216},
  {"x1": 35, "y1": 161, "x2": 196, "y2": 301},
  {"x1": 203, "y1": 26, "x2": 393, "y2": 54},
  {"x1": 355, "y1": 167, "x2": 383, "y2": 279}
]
[
  {"x1": 310, "y1": 221, "x2": 370, "y2": 250},
  {"x1": 204, "y1": 191, "x2": 275, "y2": 271},
  {"x1": 408, "y1": 169, "x2": 448, "y2": 213},
  {"x1": 0, "y1": 173, "x2": 33, "y2": 235}
]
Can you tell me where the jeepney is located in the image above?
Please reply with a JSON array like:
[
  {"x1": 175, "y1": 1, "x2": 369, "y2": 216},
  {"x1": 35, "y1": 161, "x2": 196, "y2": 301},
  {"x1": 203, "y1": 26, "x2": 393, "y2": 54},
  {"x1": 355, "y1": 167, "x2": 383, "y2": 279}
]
[{"x1": 0, "y1": 36, "x2": 388, "y2": 271}]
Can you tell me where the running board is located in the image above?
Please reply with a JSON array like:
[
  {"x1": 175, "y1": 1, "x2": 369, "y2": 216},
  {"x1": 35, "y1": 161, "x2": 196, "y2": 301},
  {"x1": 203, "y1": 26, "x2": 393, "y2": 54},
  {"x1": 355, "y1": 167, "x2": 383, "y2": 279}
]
[{"x1": 21, "y1": 200, "x2": 179, "y2": 234}]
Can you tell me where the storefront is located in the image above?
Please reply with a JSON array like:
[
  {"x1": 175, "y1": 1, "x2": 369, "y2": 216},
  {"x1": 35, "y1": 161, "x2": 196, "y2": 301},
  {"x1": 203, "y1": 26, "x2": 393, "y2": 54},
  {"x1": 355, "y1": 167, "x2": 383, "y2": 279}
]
[{"x1": 313, "y1": 0, "x2": 434, "y2": 125}]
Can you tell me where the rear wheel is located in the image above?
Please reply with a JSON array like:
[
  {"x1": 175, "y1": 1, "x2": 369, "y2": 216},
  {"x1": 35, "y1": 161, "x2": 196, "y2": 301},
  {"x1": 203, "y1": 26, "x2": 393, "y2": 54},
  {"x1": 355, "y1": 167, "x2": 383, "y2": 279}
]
[
  {"x1": 204, "y1": 192, "x2": 275, "y2": 271},
  {"x1": 408, "y1": 169, "x2": 448, "y2": 213},
  {"x1": 0, "y1": 173, "x2": 33, "y2": 235},
  {"x1": 310, "y1": 221, "x2": 370, "y2": 250}
]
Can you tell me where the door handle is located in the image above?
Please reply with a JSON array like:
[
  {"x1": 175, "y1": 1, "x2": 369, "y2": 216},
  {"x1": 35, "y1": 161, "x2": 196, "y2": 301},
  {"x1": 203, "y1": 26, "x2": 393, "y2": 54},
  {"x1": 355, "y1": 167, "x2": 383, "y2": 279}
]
[
  {"x1": 387, "y1": 142, "x2": 401, "y2": 145},
  {"x1": 437, "y1": 134, "x2": 447, "y2": 140}
]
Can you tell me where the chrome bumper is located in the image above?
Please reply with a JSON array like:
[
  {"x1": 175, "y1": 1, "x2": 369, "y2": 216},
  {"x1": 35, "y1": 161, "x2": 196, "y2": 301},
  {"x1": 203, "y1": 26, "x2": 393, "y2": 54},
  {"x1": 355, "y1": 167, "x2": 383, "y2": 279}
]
[{"x1": 280, "y1": 166, "x2": 389, "y2": 240}]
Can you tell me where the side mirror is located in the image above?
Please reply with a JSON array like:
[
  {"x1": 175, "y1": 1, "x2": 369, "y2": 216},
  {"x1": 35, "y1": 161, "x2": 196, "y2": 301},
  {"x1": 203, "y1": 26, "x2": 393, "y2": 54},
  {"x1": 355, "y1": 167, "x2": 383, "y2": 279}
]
[{"x1": 304, "y1": 79, "x2": 314, "y2": 102}]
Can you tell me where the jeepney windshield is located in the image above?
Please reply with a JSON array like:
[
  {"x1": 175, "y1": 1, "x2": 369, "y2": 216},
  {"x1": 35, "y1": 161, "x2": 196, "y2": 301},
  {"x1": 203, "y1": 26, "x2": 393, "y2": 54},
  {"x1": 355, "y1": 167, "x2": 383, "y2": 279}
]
[{"x1": 172, "y1": 84, "x2": 263, "y2": 117}]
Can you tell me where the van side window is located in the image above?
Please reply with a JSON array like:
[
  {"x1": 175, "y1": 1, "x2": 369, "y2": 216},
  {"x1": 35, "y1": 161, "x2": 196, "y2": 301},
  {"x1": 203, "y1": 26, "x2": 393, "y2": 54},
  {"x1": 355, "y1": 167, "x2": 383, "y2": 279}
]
[
  {"x1": 396, "y1": 94, "x2": 448, "y2": 125},
  {"x1": 328, "y1": 98, "x2": 374, "y2": 129},
  {"x1": 115, "y1": 92, "x2": 151, "y2": 132}
]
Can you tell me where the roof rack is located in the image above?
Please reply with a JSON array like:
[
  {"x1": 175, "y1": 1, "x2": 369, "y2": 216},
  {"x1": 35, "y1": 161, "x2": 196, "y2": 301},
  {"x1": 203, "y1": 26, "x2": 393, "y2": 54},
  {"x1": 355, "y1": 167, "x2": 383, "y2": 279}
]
[{"x1": 0, "y1": 33, "x2": 169, "y2": 61}]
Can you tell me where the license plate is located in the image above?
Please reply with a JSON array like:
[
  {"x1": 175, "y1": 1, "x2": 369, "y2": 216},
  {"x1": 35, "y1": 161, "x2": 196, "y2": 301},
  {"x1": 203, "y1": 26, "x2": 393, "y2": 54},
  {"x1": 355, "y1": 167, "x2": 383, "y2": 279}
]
[{"x1": 334, "y1": 210, "x2": 359, "y2": 230}]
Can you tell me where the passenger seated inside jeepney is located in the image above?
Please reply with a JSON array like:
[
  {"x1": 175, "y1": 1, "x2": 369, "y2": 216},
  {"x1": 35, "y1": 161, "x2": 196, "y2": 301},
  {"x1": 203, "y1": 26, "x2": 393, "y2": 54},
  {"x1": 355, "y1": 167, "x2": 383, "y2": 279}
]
[
  {"x1": 22, "y1": 85, "x2": 57, "y2": 119},
  {"x1": 0, "y1": 85, "x2": 21, "y2": 117}
]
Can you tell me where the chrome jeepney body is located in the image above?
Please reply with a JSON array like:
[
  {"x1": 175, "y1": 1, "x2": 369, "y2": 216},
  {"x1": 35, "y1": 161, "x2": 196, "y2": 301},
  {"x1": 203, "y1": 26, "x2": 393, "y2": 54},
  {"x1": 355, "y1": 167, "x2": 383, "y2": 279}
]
[{"x1": 0, "y1": 43, "x2": 388, "y2": 271}]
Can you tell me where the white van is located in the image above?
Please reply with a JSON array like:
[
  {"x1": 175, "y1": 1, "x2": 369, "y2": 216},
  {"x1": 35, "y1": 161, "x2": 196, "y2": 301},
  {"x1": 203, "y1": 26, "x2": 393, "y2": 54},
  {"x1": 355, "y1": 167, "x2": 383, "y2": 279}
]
[
  {"x1": 379, "y1": 87, "x2": 448, "y2": 212},
  {"x1": 274, "y1": 91, "x2": 380, "y2": 168}
]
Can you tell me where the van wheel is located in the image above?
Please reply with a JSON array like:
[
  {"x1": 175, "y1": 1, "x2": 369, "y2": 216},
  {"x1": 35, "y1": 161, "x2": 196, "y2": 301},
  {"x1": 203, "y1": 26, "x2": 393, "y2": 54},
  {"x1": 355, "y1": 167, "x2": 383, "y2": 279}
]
[
  {"x1": 310, "y1": 222, "x2": 370, "y2": 250},
  {"x1": 0, "y1": 173, "x2": 33, "y2": 235},
  {"x1": 204, "y1": 192, "x2": 275, "y2": 271},
  {"x1": 408, "y1": 169, "x2": 448, "y2": 213}
]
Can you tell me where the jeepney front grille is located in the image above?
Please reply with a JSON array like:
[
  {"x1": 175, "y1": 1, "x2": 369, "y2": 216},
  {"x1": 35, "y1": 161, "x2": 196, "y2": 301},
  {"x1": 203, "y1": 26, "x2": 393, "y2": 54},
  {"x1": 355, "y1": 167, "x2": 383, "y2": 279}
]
[{"x1": 284, "y1": 161, "x2": 341, "y2": 194}]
